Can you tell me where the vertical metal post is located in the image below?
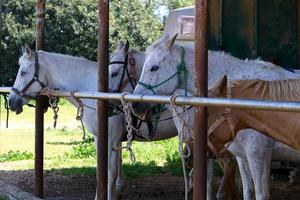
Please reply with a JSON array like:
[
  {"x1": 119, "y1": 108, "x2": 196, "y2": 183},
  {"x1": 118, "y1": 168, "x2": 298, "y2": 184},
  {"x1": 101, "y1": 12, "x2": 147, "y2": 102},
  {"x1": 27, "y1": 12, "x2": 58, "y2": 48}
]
[
  {"x1": 0, "y1": 0, "x2": 3, "y2": 72},
  {"x1": 194, "y1": 1, "x2": 208, "y2": 200},
  {"x1": 34, "y1": 0, "x2": 46, "y2": 198},
  {"x1": 97, "y1": 0, "x2": 109, "y2": 199}
]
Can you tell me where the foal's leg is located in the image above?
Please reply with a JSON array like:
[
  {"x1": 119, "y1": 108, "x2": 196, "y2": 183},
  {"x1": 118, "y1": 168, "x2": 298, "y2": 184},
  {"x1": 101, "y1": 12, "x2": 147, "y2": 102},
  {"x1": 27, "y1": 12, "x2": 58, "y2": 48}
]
[{"x1": 236, "y1": 157, "x2": 254, "y2": 200}]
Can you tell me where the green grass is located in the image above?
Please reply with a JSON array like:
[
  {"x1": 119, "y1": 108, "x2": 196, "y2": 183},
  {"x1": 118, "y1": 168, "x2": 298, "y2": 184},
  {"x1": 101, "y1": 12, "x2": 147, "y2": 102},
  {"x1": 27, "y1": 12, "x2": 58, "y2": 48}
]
[
  {"x1": 0, "y1": 196, "x2": 8, "y2": 200},
  {"x1": 0, "y1": 150, "x2": 33, "y2": 162},
  {"x1": 0, "y1": 96, "x2": 184, "y2": 179}
]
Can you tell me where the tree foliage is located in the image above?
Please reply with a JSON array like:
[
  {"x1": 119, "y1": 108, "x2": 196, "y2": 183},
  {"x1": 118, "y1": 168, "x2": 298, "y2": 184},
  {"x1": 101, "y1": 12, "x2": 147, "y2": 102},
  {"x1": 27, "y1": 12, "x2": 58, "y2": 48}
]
[
  {"x1": 0, "y1": 0, "x2": 193, "y2": 86},
  {"x1": 0, "y1": 0, "x2": 164, "y2": 85}
]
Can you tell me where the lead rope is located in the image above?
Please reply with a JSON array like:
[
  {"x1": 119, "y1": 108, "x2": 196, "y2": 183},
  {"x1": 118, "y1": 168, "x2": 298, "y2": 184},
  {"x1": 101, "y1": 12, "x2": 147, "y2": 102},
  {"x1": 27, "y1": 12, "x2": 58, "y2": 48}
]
[
  {"x1": 1, "y1": 94, "x2": 9, "y2": 128},
  {"x1": 170, "y1": 94, "x2": 193, "y2": 200},
  {"x1": 69, "y1": 90, "x2": 97, "y2": 141},
  {"x1": 113, "y1": 92, "x2": 137, "y2": 163},
  {"x1": 42, "y1": 88, "x2": 59, "y2": 129}
]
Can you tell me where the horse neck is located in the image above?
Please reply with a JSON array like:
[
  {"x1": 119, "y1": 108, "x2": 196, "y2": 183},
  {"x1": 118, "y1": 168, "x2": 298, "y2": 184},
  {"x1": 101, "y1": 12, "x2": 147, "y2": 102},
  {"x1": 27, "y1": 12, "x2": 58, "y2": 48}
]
[
  {"x1": 208, "y1": 106, "x2": 240, "y2": 152},
  {"x1": 39, "y1": 51, "x2": 97, "y2": 91},
  {"x1": 231, "y1": 86, "x2": 300, "y2": 150},
  {"x1": 173, "y1": 46, "x2": 196, "y2": 93},
  {"x1": 207, "y1": 52, "x2": 300, "y2": 84}
]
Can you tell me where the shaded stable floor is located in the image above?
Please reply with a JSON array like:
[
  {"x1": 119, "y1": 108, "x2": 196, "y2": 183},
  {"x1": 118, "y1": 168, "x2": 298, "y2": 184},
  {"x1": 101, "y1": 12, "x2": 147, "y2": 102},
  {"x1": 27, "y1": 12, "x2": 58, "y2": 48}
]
[{"x1": 0, "y1": 169, "x2": 300, "y2": 200}]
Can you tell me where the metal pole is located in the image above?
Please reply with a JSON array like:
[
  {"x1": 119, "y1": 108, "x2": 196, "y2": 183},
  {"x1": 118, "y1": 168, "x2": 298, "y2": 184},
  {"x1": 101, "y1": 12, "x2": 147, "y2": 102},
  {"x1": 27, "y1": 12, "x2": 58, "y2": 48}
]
[
  {"x1": 97, "y1": 0, "x2": 109, "y2": 199},
  {"x1": 35, "y1": 0, "x2": 46, "y2": 198},
  {"x1": 194, "y1": 1, "x2": 208, "y2": 200},
  {"x1": 0, "y1": 0, "x2": 3, "y2": 76},
  {"x1": 3, "y1": 87, "x2": 300, "y2": 113}
]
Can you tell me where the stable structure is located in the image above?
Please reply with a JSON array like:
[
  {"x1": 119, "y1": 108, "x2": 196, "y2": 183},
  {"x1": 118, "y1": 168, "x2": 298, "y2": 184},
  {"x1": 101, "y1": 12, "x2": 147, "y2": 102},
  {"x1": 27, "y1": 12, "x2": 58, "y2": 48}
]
[
  {"x1": 165, "y1": 1, "x2": 300, "y2": 68},
  {"x1": 1, "y1": 1, "x2": 300, "y2": 200}
]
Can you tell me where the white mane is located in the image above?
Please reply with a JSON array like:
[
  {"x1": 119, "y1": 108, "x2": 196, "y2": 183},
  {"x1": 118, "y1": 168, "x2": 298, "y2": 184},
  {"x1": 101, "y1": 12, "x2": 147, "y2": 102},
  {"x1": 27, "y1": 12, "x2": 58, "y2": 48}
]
[{"x1": 38, "y1": 51, "x2": 97, "y2": 68}]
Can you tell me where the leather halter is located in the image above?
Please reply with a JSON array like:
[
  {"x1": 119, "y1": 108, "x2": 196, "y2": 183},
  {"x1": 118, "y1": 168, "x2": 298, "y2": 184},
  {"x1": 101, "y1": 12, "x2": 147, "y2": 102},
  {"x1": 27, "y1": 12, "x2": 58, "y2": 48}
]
[
  {"x1": 109, "y1": 52, "x2": 137, "y2": 92},
  {"x1": 207, "y1": 87, "x2": 235, "y2": 157},
  {"x1": 11, "y1": 52, "x2": 46, "y2": 99}
]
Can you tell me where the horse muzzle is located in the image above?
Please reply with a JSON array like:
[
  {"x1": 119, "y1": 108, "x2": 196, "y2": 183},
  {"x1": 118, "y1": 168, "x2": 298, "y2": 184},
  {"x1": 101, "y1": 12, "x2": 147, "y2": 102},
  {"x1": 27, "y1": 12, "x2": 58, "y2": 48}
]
[
  {"x1": 8, "y1": 95, "x2": 24, "y2": 114},
  {"x1": 132, "y1": 102, "x2": 151, "y2": 120}
]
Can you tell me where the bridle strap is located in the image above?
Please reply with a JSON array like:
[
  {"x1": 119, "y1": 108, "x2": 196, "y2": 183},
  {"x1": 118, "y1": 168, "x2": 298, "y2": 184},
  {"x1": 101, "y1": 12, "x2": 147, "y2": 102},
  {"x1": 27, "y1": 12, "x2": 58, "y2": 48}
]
[
  {"x1": 109, "y1": 52, "x2": 137, "y2": 93},
  {"x1": 12, "y1": 52, "x2": 46, "y2": 99},
  {"x1": 207, "y1": 108, "x2": 235, "y2": 157}
]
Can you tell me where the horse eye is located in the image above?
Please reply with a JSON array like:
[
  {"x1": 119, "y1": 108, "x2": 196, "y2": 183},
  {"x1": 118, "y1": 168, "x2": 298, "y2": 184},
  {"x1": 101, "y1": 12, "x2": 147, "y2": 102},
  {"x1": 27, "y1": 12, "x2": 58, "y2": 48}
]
[
  {"x1": 150, "y1": 65, "x2": 159, "y2": 72},
  {"x1": 20, "y1": 71, "x2": 27, "y2": 76},
  {"x1": 111, "y1": 71, "x2": 119, "y2": 78}
]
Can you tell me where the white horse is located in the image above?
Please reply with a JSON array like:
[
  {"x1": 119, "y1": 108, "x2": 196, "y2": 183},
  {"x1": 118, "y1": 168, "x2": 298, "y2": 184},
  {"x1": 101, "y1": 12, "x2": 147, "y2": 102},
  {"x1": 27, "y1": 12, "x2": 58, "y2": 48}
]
[
  {"x1": 133, "y1": 34, "x2": 300, "y2": 200},
  {"x1": 8, "y1": 43, "x2": 202, "y2": 200}
]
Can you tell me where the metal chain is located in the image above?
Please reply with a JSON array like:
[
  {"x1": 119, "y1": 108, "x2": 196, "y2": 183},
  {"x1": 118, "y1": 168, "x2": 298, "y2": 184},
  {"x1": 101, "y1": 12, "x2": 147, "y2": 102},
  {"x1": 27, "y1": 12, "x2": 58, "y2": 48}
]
[
  {"x1": 170, "y1": 94, "x2": 194, "y2": 200},
  {"x1": 113, "y1": 92, "x2": 137, "y2": 163}
]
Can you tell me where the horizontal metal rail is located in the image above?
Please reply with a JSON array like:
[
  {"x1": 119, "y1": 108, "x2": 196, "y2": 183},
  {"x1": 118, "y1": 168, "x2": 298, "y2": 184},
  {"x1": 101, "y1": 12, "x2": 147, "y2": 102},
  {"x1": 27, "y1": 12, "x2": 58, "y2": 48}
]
[{"x1": 2, "y1": 87, "x2": 300, "y2": 112}]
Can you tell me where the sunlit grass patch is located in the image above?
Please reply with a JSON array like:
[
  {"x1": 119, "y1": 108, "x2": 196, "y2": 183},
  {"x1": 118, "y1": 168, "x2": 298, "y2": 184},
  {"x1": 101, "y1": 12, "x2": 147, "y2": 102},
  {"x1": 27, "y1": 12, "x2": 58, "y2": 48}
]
[
  {"x1": 0, "y1": 97, "x2": 185, "y2": 179},
  {"x1": 0, "y1": 150, "x2": 33, "y2": 162}
]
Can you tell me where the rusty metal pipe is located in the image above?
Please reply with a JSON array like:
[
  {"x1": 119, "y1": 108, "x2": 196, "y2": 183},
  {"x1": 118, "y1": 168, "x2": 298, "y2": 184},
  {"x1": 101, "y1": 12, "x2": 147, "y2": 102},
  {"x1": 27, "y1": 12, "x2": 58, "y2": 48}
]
[
  {"x1": 194, "y1": 1, "x2": 208, "y2": 200},
  {"x1": 34, "y1": 0, "x2": 46, "y2": 198},
  {"x1": 3, "y1": 87, "x2": 300, "y2": 113},
  {"x1": 97, "y1": 0, "x2": 109, "y2": 199}
]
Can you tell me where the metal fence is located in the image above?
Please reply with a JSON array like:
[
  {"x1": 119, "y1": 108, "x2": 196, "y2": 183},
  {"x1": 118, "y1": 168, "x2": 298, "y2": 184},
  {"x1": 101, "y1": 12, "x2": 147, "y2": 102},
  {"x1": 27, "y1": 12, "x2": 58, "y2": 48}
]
[{"x1": 3, "y1": 87, "x2": 300, "y2": 113}]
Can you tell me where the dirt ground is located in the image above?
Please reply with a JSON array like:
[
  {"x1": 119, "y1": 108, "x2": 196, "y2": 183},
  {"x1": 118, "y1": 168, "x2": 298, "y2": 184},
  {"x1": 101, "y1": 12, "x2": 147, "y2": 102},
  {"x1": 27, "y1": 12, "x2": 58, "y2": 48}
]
[{"x1": 0, "y1": 169, "x2": 300, "y2": 200}]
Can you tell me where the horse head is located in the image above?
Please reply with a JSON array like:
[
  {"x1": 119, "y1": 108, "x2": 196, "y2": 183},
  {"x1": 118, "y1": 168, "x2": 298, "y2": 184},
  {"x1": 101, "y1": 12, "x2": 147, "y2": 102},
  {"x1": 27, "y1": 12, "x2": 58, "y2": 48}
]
[
  {"x1": 109, "y1": 41, "x2": 132, "y2": 93},
  {"x1": 132, "y1": 34, "x2": 185, "y2": 118},
  {"x1": 9, "y1": 45, "x2": 47, "y2": 114}
]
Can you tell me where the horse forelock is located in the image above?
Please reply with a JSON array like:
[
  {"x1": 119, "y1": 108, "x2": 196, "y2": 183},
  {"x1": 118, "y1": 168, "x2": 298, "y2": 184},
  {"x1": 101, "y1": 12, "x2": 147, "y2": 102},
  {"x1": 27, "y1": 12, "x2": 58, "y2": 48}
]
[
  {"x1": 232, "y1": 78, "x2": 300, "y2": 101},
  {"x1": 145, "y1": 35, "x2": 172, "y2": 57},
  {"x1": 145, "y1": 39, "x2": 163, "y2": 57},
  {"x1": 129, "y1": 47, "x2": 142, "y2": 55}
]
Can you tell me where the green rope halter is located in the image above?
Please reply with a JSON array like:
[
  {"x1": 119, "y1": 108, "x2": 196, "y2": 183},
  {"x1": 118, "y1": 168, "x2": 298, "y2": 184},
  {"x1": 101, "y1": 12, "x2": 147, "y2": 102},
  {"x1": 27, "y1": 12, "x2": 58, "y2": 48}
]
[{"x1": 137, "y1": 46, "x2": 188, "y2": 96}]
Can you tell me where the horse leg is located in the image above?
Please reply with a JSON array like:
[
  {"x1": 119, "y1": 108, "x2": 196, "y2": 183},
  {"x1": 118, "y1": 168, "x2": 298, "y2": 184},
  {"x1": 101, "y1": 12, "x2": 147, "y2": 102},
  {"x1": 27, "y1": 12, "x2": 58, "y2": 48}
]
[
  {"x1": 216, "y1": 151, "x2": 237, "y2": 200},
  {"x1": 236, "y1": 157, "x2": 254, "y2": 200},
  {"x1": 108, "y1": 115, "x2": 124, "y2": 200},
  {"x1": 93, "y1": 115, "x2": 124, "y2": 200},
  {"x1": 247, "y1": 146, "x2": 272, "y2": 200},
  {"x1": 116, "y1": 153, "x2": 125, "y2": 193}
]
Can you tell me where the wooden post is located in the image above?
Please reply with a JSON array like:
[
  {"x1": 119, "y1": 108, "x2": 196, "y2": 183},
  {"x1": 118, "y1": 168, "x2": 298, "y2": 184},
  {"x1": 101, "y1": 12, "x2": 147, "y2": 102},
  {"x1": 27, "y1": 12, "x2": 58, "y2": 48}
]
[
  {"x1": 194, "y1": 0, "x2": 208, "y2": 200},
  {"x1": 34, "y1": 0, "x2": 46, "y2": 198},
  {"x1": 97, "y1": 0, "x2": 109, "y2": 199}
]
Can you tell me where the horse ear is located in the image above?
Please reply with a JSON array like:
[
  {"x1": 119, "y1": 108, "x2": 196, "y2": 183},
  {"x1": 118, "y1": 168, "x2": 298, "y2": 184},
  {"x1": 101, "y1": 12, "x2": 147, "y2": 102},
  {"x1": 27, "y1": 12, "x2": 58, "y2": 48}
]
[
  {"x1": 165, "y1": 33, "x2": 178, "y2": 50},
  {"x1": 118, "y1": 41, "x2": 125, "y2": 50},
  {"x1": 124, "y1": 40, "x2": 129, "y2": 54},
  {"x1": 24, "y1": 44, "x2": 33, "y2": 57},
  {"x1": 21, "y1": 46, "x2": 25, "y2": 54},
  {"x1": 208, "y1": 76, "x2": 228, "y2": 97}
]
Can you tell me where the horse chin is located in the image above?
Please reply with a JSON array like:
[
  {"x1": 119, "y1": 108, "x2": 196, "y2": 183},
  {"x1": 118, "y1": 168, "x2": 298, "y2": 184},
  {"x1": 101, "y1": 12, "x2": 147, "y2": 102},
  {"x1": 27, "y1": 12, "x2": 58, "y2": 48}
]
[
  {"x1": 132, "y1": 102, "x2": 151, "y2": 120},
  {"x1": 16, "y1": 107, "x2": 24, "y2": 115}
]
